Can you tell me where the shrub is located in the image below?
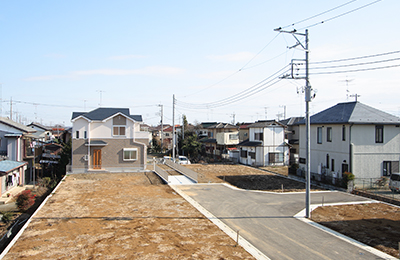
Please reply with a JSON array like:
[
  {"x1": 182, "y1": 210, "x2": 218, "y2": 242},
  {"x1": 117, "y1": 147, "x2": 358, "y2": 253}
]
[
  {"x1": 16, "y1": 190, "x2": 36, "y2": 212},
  {"x1": 1, "y1": 211, "x2": 13, "y2": 223},
  {"x1": 342, "y1": 172, "x2": 355, "y2": 188}
]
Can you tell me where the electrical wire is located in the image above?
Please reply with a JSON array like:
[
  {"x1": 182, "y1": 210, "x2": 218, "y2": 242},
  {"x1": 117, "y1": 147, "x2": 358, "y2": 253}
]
[
  {"x1": 298, "y1": 0, "x2": 383, "y2": 30},
  {"x1": 310, "y1": 63, "x2": 400, "y2": 75},
  {"x1": 310, "y1": 50, "x2": 400, "y2": 64},
  {"x1": 311, "y1": 57, "x2": 400, "y2": 70},
  {"x1": 176, "y1": 65, "x2": 289, "y2": 109},
  {"x1": 281, "y1": 0, "x2": 358, "y2": 29}
]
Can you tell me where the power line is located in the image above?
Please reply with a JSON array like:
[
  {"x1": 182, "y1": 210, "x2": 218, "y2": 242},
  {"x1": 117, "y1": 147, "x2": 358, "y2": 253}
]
[
  {"x1": 310, "y1": 63, "x2": 400, "y2": 75},
  {"x1": 281, "y1": 0, "x2": 358, "y2": 29},
  {"x1": 298, "y1": 0, "x2": 383, "y2": 30},
  {"x1": 310, "y1": 50, "x2": 400, "y2": 64},
  {"x1": 311, "y1": 57, "x2": 400, "y2": 70},
  {"x1": 176, "y1": 65, "x2": 289, "y2": 109}
]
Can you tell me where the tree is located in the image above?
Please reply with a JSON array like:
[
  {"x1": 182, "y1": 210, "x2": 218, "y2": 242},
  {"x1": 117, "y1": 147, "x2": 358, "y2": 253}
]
[{"x1": 181, "y1": 134, "x2": 201, "y2": 158}]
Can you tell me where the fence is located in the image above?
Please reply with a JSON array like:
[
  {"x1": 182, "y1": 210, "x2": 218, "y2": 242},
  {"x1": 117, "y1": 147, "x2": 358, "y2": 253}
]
[
  {"x1": 153, "y1": 164, "x2": 169, "y2": 183},
  {"x1": 164, "y1": 160, "x2": 198, "y2": 183},
  {"x1": 354, "y1": 177, "x2": 400, "y2": 204},
  {"x1": 66, "y1": 164, "x2": 148, "y2": 174}
]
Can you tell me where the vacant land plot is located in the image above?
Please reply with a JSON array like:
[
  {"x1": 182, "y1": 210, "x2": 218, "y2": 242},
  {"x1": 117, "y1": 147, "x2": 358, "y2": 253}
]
[{"x1": 3, "y1": 172, "x2": 254, "y2": 260}]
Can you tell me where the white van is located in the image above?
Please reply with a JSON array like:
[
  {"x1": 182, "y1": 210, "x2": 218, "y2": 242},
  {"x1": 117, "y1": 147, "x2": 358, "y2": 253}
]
[
  {"x1": 389, "y1": 172, "x2": 400, "y2": 193},
  {"x1": 178, "y1": 156, "x2": 191, "y2": 165}
]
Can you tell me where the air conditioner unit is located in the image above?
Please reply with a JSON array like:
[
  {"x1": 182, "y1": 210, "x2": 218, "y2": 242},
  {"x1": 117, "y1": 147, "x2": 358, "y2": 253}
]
[{"x1": 83, "y1": 154, "x2": 89, "y2": 161}]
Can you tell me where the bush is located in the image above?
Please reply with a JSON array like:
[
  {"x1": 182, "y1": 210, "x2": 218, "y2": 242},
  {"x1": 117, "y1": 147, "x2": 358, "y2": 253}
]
[
  {"x1": 16, "y1": 190, "x2": 36, "y2": 212},
  {"x1": 342, "y1": 172, "x2": 355, "y2": 188},
  {"x1": 1, "y1": 211, "x2": 13, "y2": 223}
]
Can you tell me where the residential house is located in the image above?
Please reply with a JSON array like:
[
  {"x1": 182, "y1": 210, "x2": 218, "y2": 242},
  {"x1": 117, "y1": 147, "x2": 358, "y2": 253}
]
[
  {"x1": 195, "y1": 122, "x2": 217, "y2": 139},
  {"x1": 237, "y1": 120, "x2": 289, "y2": 166},
  {"x1": 71, "y1": 108, "x2": 149, "y2": 173},
  {"x1": 0, "y1": 160, "x2": 28, "y2": 196},
  {"x1": 149, "y1": 124, "x2": 171, "y2": 152},
  {"x1": 297, "y1": 101, "x2": 400, "y2": 184},
  {"x1": 0, "y1": 117, "x2": 38, "y2": 191},
  {"x1": 238, "y1": 123, "x2": 252, "y2": 142},
  {"x1": 280, "y1": 117, "x2": 304, "y2": 165},
  {"x1": 199, "y1": 122, "x2": 239, "y2": 158}
]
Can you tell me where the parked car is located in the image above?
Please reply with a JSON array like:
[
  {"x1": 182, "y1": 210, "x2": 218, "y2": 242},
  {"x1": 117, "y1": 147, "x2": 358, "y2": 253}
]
[
  {"x1": 178, "y1": 156, "x2": 191, "y2": 165},
  {"x1": 389, "y1": 172, "x2": 400, "y2": 193}
]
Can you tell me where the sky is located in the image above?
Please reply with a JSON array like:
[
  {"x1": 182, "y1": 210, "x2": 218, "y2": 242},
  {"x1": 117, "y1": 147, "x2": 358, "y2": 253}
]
[{"x1": 0, "y1": 0, "x2": 399, "y2": 127}]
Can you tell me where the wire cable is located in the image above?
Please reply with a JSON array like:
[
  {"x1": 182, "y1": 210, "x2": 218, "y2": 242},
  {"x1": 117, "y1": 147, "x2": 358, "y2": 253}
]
[
  {"x1": 311, "y1": 50, "x2": 400, "y2": 64},
  {"x1": 311, "y1": 57, "x2": 400, "y2": 70},
  {"x1": 298, "y1": 0, "x2": 383, "y2": 30},
  {"x1": 281, "y1": 0, "x2": 358, "y2": 29},
  {"x1": 310, "y1": 63, "x2": 400, "y2": 75},
  {"x1": 176, "y1": 65, "x2": 290, "y2": 109}
]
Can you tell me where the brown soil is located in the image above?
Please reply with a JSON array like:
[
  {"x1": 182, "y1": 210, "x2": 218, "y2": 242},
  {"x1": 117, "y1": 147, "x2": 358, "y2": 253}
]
[
  {"x1": 3, "y1": 172, "x2": 254, "y2": 260},
  {"x1": 2, "y1": 164, "x2": 400, "y2": 258}
]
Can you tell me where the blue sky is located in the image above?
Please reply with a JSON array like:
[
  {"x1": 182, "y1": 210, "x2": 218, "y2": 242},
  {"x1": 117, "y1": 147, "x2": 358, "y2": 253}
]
[{"x1": 0, "y1": 0, "x2": 399, "y2": 127}]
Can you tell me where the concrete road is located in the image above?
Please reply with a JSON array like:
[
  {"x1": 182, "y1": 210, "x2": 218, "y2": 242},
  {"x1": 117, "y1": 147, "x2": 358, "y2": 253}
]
[{"x1": 177, "y1": 184, "x2": 391, "y2": 260}]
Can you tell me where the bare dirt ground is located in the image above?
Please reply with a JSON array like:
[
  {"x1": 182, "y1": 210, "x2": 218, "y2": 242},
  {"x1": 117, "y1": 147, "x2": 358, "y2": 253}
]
[
  {"x1": 3, "y1": 163, "x2": 400, "y2": 258},
  {"x1": 3, "y1": 172, "x2": 254, "y2": 260}
]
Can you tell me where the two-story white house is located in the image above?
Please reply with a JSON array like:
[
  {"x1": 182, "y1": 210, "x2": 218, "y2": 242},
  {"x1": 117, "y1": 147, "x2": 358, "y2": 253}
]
[
  {"x1": 297, "y1": 101, "x2": 400, "y2": 184},
  {"x1": 237, "y1": 120, "x2": 289, "y2": 166},
  {"x1": 71, "y1": 108, "x2": 149, "y2": 173}
]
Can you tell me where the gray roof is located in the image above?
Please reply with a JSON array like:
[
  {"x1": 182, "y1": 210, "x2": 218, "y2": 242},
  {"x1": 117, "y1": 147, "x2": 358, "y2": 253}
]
[
  {"x1": 237, "y1": 139, "x2": 262, "y2": 147},
  {"x1": 71, "y1": 108, "x2": 143, "y2": 122},
  {"x1": 280, "y1": 117, "x2": 304, "y2": 126},
  {"x1": 207, "y1": 122, "x2": 238, "y2": 129},
  {"x1": 0, "y1": 160, "x2": 28, "y2": 174},
  {"x1": 0, "y1": 117, "x2": 36, "y2": 134},
  {"x1": 298, "y1": 102, "x2": 400, "y2": 125},
  {"x1": 249, "y1": 120, "x2": 285, "y2": 128}
]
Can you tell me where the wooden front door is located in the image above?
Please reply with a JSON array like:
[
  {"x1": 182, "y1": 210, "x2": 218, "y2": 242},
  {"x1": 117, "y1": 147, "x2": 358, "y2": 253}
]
[{"x1": 93, "y1": 149, "x2": 101, "y2": 169}]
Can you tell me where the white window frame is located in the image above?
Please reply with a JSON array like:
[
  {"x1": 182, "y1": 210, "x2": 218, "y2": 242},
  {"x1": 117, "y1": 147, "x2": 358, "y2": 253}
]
[{"x1": 123, "y1": 148, "x2": 137, "y2": 161}]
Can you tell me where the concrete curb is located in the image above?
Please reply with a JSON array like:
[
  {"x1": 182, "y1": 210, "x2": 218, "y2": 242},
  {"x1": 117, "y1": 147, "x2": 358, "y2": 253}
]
[
  {"x1": 294, "y1": 201, "x2": 397, "y2": 260},
  {"x1": 170, "y1": 184, "x2": 271, "y2": 260},
  {"x1": 0, "y1": 175, "x2": 68, "y2": 259}
]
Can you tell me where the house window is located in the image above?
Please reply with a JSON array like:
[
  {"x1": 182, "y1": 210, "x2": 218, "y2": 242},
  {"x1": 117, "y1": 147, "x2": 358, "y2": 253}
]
[
  {"x1": 383, "y1": 161, "x2": 399, "y2": 176},
  {"x1": 76, "y1": 131, "x2": 79, "y2": 139},
  {"x1": 299, "y1": 157, "x2": 306, "y2": 164},
  {"x1": 269, "y1": 153, "x2": 284, "y2": 163},
  {"x1": 342, "y1": 125, "x2": 346, "y2": 141},
  {"x1": 326, "y1": 154, "x2": 330, "y2": 169},
  {"x1": 244, "y1": 132, "x2": 248, "y2": 137},
  {"x1": 123, "y1": 148, "x2": 137, "y2": 161},
  {"x1": 327, "y1": 127, "x2": 332, "y2": 142},
  {"x1": 249, "y1": 152, "x2": 256, "y2": 159},
  {"x1": 84, "y1": 131, "x2": 87, "y2": 139},
  {"x1": 331, "y1": 159, "x2": 335, "y2": 171},
  {"x1": 113, "y1": 126, "x2": 126, "y2": 136},
  {"x1": 317, "y1": 127, "x2": 322, "y2": 144},
  {"x1": 254, "y1": 132, "x2": 263, "y2": 141},
  {"x1": 229, "y1": 134, "x2": 238, "y2": 140},
  {"x1": 375, "y1": 125, "x2": 383, "y2": 143},
  {"x1": 240, "y1": 150, "x2": 247, "y2": 158}
]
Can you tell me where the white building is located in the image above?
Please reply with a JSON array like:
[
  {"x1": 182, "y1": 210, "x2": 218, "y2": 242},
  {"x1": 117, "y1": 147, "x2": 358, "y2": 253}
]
[
  {"x1": 298, "y1": 101, "x2": 400, "y2": 184},
  {"x1": 237, "y1": 120, "x2": 289, "y2": 166}
]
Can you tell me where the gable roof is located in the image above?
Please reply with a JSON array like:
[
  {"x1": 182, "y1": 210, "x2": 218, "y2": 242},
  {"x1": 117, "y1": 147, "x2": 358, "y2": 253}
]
[
  {"x1": 298, "y1": 102, "x2": 400, "y2": 125},
  {"x1": 0, "y1": 117, "x2": 36, "y2": 134},
  {"x1": 248, "y1": 120, "x2": 285, "y2": 128},
  {"x1": 280, "y1": 117, "x2": 304, "y2": 126},
  {"x1": 207, "y1": 122, "x2": 238, "y2": 129},
  {"x1": 71, "y1": 108, "x2": 143, "y2": 122},
  {"x1": 27, "y1": 122, "x2": 51, "y2": 131}
]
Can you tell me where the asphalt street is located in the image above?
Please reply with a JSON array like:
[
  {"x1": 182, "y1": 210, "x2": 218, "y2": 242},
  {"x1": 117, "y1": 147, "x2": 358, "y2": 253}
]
[{"x1": 177, "y1": 184, "x2": 391, "y2": 260}]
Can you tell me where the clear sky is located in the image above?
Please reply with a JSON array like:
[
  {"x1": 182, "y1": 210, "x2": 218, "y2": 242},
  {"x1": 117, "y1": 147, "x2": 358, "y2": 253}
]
[{"x1": 0, "y1": 0, "x2": 399, "y2": 127}]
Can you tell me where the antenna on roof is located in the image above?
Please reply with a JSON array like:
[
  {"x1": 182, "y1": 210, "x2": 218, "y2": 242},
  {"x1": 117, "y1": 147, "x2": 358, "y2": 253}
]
[
  {"x1": 339, "y1": 77, "x2": 354, "y2": 101},
  {"x1": 96, "y1": 90, "x2": 105, "y2": 107}
]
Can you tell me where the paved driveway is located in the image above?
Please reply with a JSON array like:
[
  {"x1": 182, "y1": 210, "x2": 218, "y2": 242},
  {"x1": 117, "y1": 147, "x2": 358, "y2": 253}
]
[{"x1": 176, "y1": 184, "x2": 391, "y2": 260}]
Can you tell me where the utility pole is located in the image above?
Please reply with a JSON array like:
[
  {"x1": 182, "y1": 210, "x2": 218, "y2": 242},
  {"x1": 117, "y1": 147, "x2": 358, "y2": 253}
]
[
  {"x1": 264, "y1": 107, "x2": 268, "y2": 120},
  {"x1": 172, "y1": 95, "x2": 176, "y2": 161},
  {"x1": 231, "y1": 113, "x2": 236, "y2": 125},
  {"x1": 97, "y1": 90, "x2": 105, "y2": 107},
  {"x1": 275, "y1": 27, "x2": 312, "y2": 218},
  {"x1": 10, "y1": 97, "x2": 12, "y2": 120},
  {"x1": 158, "y1": 104, "x2": 164, "y2": 152}
]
